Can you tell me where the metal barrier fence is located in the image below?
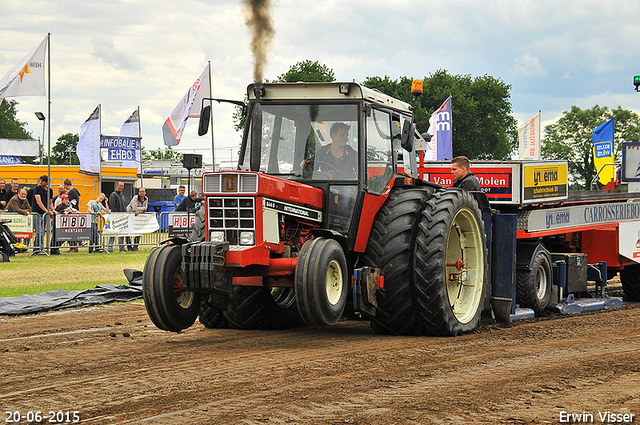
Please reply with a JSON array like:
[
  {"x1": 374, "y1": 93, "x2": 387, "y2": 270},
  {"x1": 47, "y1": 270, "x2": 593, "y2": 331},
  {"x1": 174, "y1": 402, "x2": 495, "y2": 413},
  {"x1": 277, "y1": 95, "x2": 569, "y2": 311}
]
[{"x1": 0, "y1": 211, "x2": 196, "y2": 255}]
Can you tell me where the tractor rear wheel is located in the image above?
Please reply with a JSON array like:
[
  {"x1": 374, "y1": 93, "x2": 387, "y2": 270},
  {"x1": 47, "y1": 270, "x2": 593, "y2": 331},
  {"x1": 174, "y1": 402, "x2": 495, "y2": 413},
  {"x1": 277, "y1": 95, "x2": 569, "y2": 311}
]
[
  {"x1": 224, "y1": 285, "x2": 302, "y2": 330},
  {"x1": 199, "y1": 294, "x2": 229, "y2": 328},
  {"x1": 361, "y1": 187, "x2": 433, "y2": 335},
  {"x1": 516, "y1": 244, "x2": 552, "y2": 314},
  {"x1": 295, "y1": 237, "x2": 348, "y2": 326},
  {"x1": 414, "y1": 189, "x2": 487, "y2": 336},
  {"x1": 621, "y1": 265, "x2": 640, "y2": 301},
  {"x1": 143, "y1": 244, "x2": 201, "y2": 332},
  {"x1": 190, "y1": 206, "x2": 206, "y2": 242}
]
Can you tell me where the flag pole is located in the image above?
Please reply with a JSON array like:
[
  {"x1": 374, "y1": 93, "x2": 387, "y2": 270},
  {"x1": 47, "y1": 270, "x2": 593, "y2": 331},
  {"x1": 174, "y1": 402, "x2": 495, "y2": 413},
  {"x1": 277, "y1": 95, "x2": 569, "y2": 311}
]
[
  {"x1": 45, "y1": 32, "x2": 52, "y2": 255},
  {"x1": 137, "y1": 105, "x2": 143, "y2": 184},
  {"x1": 208, "y1": 61, "x2": 215, "y2": 171}
]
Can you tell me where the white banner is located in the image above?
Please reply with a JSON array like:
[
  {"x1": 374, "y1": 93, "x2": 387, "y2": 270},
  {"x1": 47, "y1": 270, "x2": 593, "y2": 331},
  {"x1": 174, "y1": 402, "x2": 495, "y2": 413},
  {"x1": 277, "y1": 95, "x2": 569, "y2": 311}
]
[
  {"x1": 101, "y1": 212, "x2": 159, "y2": 236},
  {"x1": 518, "y1": 112, "x2": 541, "y2": 160},
  {"x1": 0, "y1": 35, "x2": 47, "y2": 100},
  {"x1": 0, "y1": 138, "x2": 40, "y2": 156},
  {"x1": 120, "y1": 108, "x2": 140, "y2": 169},
  {"x1": 77, "y1": 105, "x2": 101, "y2": 175},
  {"x1": 162, "y1": 64, "x2": 210, "y2": 146}
]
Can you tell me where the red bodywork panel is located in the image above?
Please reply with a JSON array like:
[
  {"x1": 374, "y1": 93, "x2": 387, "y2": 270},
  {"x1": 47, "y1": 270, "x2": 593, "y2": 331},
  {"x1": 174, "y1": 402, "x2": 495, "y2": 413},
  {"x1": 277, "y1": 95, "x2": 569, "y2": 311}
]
[
  {"x1": 254, "y1": 173, "x2": 323, "y2": 209},
  {"x1": 354, "y1": 175, "x2": 396, "y2": 252}
]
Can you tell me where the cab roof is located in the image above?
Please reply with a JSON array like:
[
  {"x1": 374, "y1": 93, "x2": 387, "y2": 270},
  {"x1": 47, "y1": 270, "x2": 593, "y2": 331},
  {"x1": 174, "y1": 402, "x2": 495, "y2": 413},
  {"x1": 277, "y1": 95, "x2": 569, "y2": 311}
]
[{"x1": 247, "y1": 82, "x2": 413, "y2": 113}]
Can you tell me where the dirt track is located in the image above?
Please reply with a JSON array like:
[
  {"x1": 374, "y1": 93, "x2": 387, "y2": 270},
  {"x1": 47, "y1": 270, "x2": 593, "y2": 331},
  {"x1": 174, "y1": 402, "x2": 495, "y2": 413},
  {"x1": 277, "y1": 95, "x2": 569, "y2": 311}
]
[{"x1": 2, "y1": 299, "x2": 640, "y2": 425}]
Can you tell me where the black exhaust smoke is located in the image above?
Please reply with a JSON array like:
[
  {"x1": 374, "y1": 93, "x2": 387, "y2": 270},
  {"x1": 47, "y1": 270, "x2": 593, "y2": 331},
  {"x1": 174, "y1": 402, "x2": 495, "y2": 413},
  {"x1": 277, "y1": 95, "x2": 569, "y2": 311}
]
[{"x1": 243, "y1": 0, "x2": 275, "y2": 85}]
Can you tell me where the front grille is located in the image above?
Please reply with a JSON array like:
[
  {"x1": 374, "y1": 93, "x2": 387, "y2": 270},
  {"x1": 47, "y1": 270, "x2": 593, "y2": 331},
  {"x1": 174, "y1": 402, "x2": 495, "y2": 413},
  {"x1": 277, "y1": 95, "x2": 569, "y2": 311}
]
[
  {"x1": 208, "y1": 197, "x2": 256, "y2": 245},
  {"x1": 203, "y1": 173, "x2": 258, "y2": 194}
]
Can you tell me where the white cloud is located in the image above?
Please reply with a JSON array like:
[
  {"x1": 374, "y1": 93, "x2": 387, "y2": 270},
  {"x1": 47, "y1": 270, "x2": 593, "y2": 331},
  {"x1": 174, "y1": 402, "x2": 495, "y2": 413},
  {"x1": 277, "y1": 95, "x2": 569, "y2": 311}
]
[{"x1": 511, "y1": 54, "x2": 547, "y2": 78}]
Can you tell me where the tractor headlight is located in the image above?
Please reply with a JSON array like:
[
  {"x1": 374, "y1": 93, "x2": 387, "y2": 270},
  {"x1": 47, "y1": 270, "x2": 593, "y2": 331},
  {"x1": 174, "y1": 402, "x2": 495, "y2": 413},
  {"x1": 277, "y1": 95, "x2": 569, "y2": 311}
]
[
  {"x1": 239, "y1": 231, "x2": 255, "y2": 246},
  {"x1": 210, "y1": 231, "x2": 225, "y2": 243}
]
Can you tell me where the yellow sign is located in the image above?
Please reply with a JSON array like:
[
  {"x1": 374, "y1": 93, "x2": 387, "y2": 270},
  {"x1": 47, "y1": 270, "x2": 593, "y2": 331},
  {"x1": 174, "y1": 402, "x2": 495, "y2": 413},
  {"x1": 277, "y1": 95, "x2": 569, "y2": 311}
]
[{"x1": 523, "y1": 163, "x2": 568, "y2": 201}]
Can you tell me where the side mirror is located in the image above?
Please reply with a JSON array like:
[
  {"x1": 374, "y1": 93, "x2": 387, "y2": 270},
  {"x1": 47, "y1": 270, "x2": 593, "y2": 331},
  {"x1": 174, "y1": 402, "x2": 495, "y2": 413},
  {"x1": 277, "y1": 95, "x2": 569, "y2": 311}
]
[
  {"x1": 400, "y1": 120, "x2": 414, "y2": 152},
  {"x1": 198, "y1": 105, "x2": 211, "y2": 136},
  {"x1": 249, "y1": 103, "x2": 262, "y2": 172}
]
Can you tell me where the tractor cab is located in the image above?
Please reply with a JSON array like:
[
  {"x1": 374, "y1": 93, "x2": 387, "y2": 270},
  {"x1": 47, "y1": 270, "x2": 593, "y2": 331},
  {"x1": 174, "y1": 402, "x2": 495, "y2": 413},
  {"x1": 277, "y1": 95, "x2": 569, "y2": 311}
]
[{"x1": 238, "y1": 82, "x2": 418, "y2": 239}]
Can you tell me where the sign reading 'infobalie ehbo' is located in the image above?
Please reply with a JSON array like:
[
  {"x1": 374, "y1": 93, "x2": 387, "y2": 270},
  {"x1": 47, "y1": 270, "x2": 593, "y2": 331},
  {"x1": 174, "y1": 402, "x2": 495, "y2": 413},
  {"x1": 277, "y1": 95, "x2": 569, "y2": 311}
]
[{"x1": 100, "y1": 136, "x2": 140, "y2": 161}]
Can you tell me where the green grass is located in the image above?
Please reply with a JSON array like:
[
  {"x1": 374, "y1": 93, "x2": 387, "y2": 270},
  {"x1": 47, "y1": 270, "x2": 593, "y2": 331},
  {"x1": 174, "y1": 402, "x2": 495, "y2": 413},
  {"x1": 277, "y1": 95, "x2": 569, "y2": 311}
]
[{"x1": 0, "y1": 248, "x2": 151, "y2": 297}]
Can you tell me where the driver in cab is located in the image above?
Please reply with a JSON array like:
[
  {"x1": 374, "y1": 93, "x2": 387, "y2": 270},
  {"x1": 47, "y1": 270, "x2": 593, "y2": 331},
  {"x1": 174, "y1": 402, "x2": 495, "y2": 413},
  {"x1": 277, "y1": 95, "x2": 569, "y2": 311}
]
[{"x1": 302, "y1": 122, "x2": 357, "y2": 179}]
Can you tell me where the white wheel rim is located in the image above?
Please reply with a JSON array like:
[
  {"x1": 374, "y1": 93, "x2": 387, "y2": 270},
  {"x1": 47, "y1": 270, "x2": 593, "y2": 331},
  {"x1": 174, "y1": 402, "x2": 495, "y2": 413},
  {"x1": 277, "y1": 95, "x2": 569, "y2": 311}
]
[
  {"x1": 446, "y1": 208, "x2": 484, "y2": 324},
  {"x1": 535, "y1": 264, "x2": 548, "y2": 300},
  {"x1": 326, "y1": 259, "x2": 343, "y2": 305},
  {"x1": 174, "y1": 268, "x2": 195, "y2": 309}
]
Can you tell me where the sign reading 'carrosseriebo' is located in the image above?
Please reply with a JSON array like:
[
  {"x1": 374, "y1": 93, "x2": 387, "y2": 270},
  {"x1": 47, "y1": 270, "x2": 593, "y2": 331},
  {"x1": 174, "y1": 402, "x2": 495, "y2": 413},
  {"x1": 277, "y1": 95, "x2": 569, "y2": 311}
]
[{"x1": 524, "y1": 200, "x2": 640, "y2": 232}]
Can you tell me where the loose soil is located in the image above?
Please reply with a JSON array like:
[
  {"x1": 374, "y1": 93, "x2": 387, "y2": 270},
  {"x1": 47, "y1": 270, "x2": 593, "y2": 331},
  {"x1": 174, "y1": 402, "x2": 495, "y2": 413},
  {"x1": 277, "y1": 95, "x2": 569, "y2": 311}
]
[{"x1": 1, "y1": 294, "x2": 640, "y2": 424}]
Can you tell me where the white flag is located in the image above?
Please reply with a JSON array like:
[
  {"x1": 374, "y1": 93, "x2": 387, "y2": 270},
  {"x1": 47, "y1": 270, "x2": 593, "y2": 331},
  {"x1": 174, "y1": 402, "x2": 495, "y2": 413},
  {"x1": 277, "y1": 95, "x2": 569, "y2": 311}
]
[
  {"x1": 120, "y1": 108, "x2": 141, "y2": 170},
  {"x1": 77, "y1": 105, "x2": 101, "y2": 175},
  {"x1": 518, "y1": 112, "x2": 541, "y2": 160},
  {"x1": 162, "y1": 64, "x2": 210, "y2": 146},
  {"x1": 0, "y1": 35, "x2": 47, "y2": 102}
]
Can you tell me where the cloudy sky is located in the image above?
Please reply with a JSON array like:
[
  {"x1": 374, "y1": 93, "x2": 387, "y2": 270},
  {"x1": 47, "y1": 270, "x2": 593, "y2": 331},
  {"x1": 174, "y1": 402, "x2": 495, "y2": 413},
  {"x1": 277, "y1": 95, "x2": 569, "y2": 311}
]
[{"x1": 2, "y1": 0, "x2": 640, "y2": 165}]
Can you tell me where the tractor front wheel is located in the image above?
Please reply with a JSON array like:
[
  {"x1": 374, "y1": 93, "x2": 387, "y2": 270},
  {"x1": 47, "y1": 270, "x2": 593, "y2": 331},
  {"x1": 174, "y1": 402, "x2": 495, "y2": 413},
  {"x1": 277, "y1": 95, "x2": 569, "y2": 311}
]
[
  {"x1": 143, "y1": 244, "x2": 201, "y2": 332},
  {"x1": 621, "y1": 264, "x2": 640, "y2": 301},
  {"x1": 295, "y1": 237, "x2": 348, "y2": 326}
]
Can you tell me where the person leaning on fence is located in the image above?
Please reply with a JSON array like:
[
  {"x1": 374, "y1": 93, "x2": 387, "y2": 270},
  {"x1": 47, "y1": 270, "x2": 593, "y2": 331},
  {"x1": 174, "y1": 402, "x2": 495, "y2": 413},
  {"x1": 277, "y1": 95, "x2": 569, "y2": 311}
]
[
  {"x1": 6, "y1": 188, "x2": 31, "y2": 216},
  {"x1": 126, "y1": 187, "x2": 148, "y2": 251},
  {"x1": 176, "y1": 190, "x2": 203, "y2": 213},
  {"x1": 50, "y1": 194, "x2": 78, "y2": 255},
  {"x1": 31, "y1": 175, "x2": 54, "y2": 255},
  {"x1": 87, "y1": 193, "x2": 109, "y2": 253},
  {"x1": 108, "y1": 181, "x2": 127, "y2": 253},
  {"x1": 64, "y1": 179, "x2": 80, "y2": 253}
]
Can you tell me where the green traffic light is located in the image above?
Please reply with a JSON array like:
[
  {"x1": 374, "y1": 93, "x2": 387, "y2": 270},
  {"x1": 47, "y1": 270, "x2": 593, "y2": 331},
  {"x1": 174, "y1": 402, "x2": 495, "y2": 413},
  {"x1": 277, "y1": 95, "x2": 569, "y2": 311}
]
[{"x1": 635, "y1": 76, "x2": 640, "y2": 91}]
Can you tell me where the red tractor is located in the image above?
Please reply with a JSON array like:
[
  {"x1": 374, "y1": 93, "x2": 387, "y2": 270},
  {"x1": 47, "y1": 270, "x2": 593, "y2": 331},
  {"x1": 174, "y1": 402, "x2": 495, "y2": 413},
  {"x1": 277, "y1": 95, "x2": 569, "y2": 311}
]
[{"x1": 143, "y1": 81, "x2": 489, "y2": 336}]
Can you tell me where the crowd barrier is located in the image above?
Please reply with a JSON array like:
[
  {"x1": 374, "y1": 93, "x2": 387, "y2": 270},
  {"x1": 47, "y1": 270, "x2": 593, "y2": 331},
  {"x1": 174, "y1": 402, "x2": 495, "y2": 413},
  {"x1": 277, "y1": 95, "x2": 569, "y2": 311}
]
[{"x1": 0, "y1": 211, "x2": 198, "y2": 255}]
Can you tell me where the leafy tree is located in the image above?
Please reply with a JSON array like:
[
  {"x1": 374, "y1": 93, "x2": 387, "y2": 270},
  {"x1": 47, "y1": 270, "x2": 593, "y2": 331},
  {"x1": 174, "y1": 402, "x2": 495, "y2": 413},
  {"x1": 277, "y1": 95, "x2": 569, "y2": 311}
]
[
  {"x1": 141, "y1": 145, "x2": 183, "y2": 162},
  {"x1": 233, "y1": 60, "x2": 336, "y2": 131},
  {"x1": 0, "y1": 99, "x2": 32, "y2": 139},
  {"x1": 541, "y1": 105, "x2": 639, "y2": 189},
  {"x1": 50, "y1": 133, "x2": 79, "y2": 165},
  {"x1": 273, "y1": 60, "x2": 335, "y2": 83},
  {"x1": 364, "y1": 70, "x2": 518, "y2": 160}
]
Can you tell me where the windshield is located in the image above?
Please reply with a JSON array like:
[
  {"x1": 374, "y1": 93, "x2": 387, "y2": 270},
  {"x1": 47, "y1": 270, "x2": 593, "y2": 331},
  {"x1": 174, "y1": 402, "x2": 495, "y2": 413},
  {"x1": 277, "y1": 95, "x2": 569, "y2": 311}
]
[{"x1": 240, "y1": 103, "x2": 359, "y2": 181}]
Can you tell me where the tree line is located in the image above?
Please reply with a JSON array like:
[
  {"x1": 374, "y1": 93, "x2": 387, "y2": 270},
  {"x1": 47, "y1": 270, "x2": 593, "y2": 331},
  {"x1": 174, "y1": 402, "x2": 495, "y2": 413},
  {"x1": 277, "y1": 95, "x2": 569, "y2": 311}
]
[{"x1": 2, "y1": 60, "x2": 639, "y2": 189}]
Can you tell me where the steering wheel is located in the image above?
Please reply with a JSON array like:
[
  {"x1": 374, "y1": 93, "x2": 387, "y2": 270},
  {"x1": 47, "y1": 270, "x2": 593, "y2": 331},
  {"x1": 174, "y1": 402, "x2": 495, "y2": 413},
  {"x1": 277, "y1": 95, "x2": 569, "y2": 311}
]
[{"x1": 312, "y1": 160, "x2": 341, "y2": 179}]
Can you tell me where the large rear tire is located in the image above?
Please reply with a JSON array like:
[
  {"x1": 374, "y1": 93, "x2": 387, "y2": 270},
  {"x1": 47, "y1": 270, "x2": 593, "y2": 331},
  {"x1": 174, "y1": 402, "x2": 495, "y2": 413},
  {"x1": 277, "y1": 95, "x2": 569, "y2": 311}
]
[
  {"x1": 361, "y1": 187, "x2": 433, "y2": 335},
  {"x1": 143, "y1": 244, "x2": 201, "y2": 332},
  {"x1": 621, "y1": 265, "x2": 640, "y2": 301},
  {"x1": 415, "y1": 189, "x2": 487, "y2": 336},
  {"x1": 199, "y1": 294, "x2": 229, "y2": 328},
  {"x1": 224, "y1": 285, "x2": 302, "y2": 330},
  {"x1": 295, "y1": 237, "x2": 348, "y2": 326},
  {"x1": 516, "y1": 244, "x2": 552, "y2": 314}
]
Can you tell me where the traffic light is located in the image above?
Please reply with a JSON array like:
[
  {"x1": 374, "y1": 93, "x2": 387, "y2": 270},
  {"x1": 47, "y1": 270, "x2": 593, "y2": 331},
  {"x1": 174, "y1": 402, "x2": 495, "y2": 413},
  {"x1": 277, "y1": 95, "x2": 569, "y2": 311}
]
[{"x1": 634, "y1": 75, "x2": 640, "y2": 91}]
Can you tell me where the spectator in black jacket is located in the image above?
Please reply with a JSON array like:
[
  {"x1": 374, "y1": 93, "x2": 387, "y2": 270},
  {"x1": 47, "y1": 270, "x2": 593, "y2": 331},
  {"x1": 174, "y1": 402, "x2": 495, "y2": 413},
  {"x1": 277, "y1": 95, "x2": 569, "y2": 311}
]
[
  {"x1": 107, "y1": 181, "x2": 127, "y2": 253},
  {"x1": 176, "y1": 190, "x2": 203, "y2": 213}
]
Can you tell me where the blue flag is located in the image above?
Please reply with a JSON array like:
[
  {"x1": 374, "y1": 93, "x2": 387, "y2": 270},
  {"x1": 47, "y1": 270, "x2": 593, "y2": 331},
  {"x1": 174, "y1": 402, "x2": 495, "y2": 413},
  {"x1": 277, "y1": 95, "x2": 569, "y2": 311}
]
[{"x1": 592, "y1": 117, "x2": 615, "y2": 185}]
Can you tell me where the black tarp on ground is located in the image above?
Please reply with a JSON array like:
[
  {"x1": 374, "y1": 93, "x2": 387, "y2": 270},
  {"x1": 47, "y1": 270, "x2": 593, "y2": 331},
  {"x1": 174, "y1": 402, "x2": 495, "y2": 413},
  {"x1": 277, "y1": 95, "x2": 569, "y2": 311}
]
[{"x1": 0, "y1": 269, "x2": 143, "y2": 316}]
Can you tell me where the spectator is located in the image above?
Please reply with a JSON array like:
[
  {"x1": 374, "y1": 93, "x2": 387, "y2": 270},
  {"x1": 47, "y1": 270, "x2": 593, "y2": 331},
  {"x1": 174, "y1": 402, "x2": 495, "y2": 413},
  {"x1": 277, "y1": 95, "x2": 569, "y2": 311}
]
[
  {"x1": 176, "y1": 190, "x2": 203, "y2": 213},
  {"x1": 6, "y1": 188, "x2": 32, "y2": 250},
  {"x1": 126, "y1": 187, "x2": 148, "y2": 251},
  {"x1": 451, "y1": 156, "x2": 481, "y2": 191},
  {"x1": 6, "y1": 188, "x2": 32, "y2": 216},
  {"x1": 8, "y1": 178, "x2": 19, "y2": 198},
  {"x1": 0, "y1": 179, "x2": 8, "y2": 209},
  {"x1": 174, "y1": 186, "x2": 186, "y2": 209},
  {"x1": 87, "y1": 193, "x2": 109, "y2": 253},
  {"x1": 52, "y1": 184, "x2": 67, "y2": 208},
  {"x1": 108, "y1": 181, "x2": 127, "y2": 253},
  {"x1": 50, "y1": 194, "x2": 78, "y2": 255},
  {"x1": 64, "y1": 179, "x2": 81, "y2": 253},
  {"x1": 31, "y1": 175, "x2": 53, "y2": 255}
]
